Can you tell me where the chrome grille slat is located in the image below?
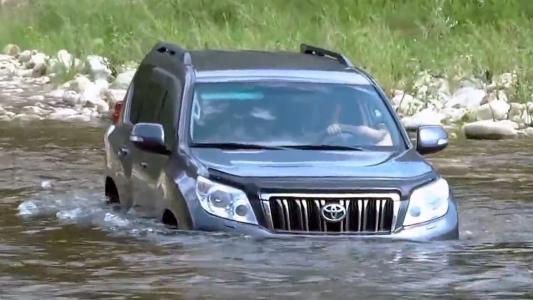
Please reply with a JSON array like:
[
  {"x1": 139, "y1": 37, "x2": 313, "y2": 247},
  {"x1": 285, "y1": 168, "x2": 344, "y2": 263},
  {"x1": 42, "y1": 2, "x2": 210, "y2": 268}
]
[
  {"x1": 295, "y1": 199, "x2": 304, "y2": 231},
  {"x1": 320, "y1": 200, "x2": 326, "y2": 232},
  {"x1": 375, "y1": 199, "x2": 381, "y2": 232},
  {"x1": 380, "y1": 200, "x2": 386, "y2": 230},
  {"x1": 357, "y1": 200, "x2": 363, "y2": 231},
  {"x1": 362, "y1": 199, "x2": 368, "y2": 231},
  {"x1": 282, "y1": 199, "x2": 291, "y2": 230},
  {"x1": 264, "y1": 193, "x2": 399, "y2": 234},
  {"x1": 314, "y1": 200, "x2": 321, "y2": 231},
  {"x1": 345, "y1": 200, "x2": 351, "y2": 231},
  {"x1": 302, "y1": 199, "x2": 309, "y2": 231},
  {"x1": 275, "y1": 199, "x2": 286, "y2": 230}
]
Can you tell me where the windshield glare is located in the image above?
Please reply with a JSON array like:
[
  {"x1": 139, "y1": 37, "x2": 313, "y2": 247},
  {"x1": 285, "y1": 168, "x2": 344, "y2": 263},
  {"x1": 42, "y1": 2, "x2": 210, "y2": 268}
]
[{"x1": 190, "y1": 82, "x2": 403, "y2": 149}]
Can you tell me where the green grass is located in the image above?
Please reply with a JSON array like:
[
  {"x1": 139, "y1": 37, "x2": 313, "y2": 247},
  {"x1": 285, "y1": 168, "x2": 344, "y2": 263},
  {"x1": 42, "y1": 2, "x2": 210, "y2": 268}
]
[{"x1": 1, "y1": 0, "x2": 533, "y2": 97}]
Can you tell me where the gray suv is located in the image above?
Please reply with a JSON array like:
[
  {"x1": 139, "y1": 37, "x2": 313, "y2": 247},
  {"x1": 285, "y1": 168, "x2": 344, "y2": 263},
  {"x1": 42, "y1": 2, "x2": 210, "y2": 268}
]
[{"x1": 104, "y1": 42, "x2": 458, "y2": 240}]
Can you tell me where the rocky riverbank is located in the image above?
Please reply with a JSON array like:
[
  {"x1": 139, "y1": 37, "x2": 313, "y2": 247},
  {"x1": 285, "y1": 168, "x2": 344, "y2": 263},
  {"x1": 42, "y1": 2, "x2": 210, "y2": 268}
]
[
  {"x1": 2, "y1": 43, "x2": 533, "y2": 139},
  {"x1": 0, "y1": 44, "x2": 132, "y2": 123}
]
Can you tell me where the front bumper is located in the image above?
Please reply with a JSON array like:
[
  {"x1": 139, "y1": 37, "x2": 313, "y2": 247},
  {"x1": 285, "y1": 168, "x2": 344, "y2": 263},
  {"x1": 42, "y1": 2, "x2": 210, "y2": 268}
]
[{"x1": 192, "y1": 198, "x2": 459, "y2": 241}]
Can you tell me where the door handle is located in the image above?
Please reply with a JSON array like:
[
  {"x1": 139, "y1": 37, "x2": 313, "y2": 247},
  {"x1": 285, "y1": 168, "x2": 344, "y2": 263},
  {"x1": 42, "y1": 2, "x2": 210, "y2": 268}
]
[
  {"x1": 140, "y1": 162, "x2": 149, "y2": 169},
  {"x1": 117, "y1": 146, "x2": 129, "y2": 157}
]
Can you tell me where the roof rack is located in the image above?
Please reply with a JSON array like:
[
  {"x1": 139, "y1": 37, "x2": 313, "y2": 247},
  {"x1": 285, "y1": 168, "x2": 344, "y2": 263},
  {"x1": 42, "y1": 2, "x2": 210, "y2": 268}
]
[
  {"x1": 300, "y1": 44, "x2": 353, "y2": 68},
  {"x1": 152, "y1": 41, "x2": 192, "y2": 65}
]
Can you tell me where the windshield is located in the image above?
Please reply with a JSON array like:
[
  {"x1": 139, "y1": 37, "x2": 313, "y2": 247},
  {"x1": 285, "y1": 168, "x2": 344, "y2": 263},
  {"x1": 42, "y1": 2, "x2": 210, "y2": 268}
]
[{"x1": 189, "y1": 82, "x2": 404, "y2": 149}]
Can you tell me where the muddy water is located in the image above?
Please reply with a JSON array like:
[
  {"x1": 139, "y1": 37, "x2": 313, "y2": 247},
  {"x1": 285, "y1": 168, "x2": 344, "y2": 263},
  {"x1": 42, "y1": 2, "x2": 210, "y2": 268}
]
[{"x1": 1, "y1": 120, "x2": 533, "y2": 299}]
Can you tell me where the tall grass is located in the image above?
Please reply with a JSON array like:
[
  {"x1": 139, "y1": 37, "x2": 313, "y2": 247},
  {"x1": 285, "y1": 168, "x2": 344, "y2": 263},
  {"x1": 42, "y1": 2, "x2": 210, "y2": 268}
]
[{"x1": 1, "y1": 0, "x2": 533, "y2": 94}]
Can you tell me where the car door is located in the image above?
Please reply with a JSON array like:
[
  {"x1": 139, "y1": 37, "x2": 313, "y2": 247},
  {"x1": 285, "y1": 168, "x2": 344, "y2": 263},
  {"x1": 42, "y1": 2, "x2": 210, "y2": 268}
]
[
  {"x1": 105, "y1": 79, "x2": 138, "y2": 210},
  {"x1": 130, "y1": 67, "x2": 181, "y2": 217}
]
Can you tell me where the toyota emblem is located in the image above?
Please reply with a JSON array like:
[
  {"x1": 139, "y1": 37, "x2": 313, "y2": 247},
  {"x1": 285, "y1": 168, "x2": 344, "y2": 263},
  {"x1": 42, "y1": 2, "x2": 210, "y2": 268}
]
[{"x1": 321, "y1": 203, "x2": 347, "y2": 222}]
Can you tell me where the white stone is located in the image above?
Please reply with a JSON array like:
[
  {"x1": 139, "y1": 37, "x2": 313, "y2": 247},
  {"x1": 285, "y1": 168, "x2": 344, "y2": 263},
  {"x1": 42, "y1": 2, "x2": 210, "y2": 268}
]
[
  {"x1": 48, "y1": 49, "x2": 84, "y2": 75},
  {"x1": 508, "y1": 103, "x2": 531, "y2": 127},
  {"x1": 28, "y1": 95, "x2": 45, "y2": 102},
  {"x1": 65, "y1": 74, "x2": 93, "y2": 93},
  {"x1": 84, "y1": 55, "x2": 112, "y2": 81},
  {"x1": 21, "y1": 105, "x2": 48, "y2": 116},
  {"x1": 16, "y1": 68, "x2": 33, "y2": 77},
  {"x1": 3, "y1": 44, "x2": 20, "y2": 56},
  {"x1": 527, "y1": 102, "x2": 533, "y2": 114},
  {"x1": 63, "y1": 90, "x2": 81, "y2": 106},
  {"x1": 401, "y1": 109, "x2": 444, "y2": 130},
  {"x1": 49, "y1": 108, "x2": 79, "y2": 120},
  {"x1": 85, "y1": 98, "x2": 109, "y2": 113},
  {"x1": 442, "y1": 107, "x2": 468, "y2": 124},
  {"x1": 46, "y1": 89, "x2": 65, "y2": 99},
  {"x1": 523, "y1": 127, "x2": 533, "y2": 137},
  {"x1": 475, "y1": 99, "x2": 510, "y2": 121},
  {"x1": 13, "y1": 113, "x2": 43, "y2": 121},
  {"x1": 25, "y1": 52, "x2": 47, "y2": 69},
  {"x1": 18, "y1": 50, "x2": 32, "y2": 63},
  {"x1": 447, "y1": 87, "x2": 487, "y2": 109},
  {"x1": 463, "y1": 120, "x2": 518, "y2": 140},
  {"x1": 111, "y1": 70, "x2": 135, "y2": 89}
]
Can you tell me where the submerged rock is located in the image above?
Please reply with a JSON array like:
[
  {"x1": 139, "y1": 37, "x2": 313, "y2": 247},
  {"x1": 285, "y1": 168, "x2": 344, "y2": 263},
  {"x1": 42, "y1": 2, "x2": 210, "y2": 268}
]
[{"x1": 463, "y1": 120, "x2": 518, "y2": 140}]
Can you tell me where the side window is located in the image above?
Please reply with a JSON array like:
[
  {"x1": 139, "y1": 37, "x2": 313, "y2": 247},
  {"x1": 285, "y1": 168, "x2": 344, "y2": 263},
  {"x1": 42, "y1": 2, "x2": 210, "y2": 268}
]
[
  {"x1": 137, "y1": 81, "x2": 166, "y2": 123},
  {"x1": 128, "y1": 65, "x2": 150, "y2": 124},
  {"x1": 129, "y1": 83, "x2": 144, "y2": 124},
  {"x1": 158, "y1": 80, "x2": 182, "y2": 148}
]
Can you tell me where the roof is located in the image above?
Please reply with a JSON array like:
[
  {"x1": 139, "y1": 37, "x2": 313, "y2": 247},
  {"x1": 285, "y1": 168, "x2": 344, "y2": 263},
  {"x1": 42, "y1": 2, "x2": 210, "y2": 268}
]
[
  {"x1": 189, "y1": 50, "x2": 354, "y2": 72},
  {"x1": 189, "y1": 50, "x2": 370, "y2": 84}
]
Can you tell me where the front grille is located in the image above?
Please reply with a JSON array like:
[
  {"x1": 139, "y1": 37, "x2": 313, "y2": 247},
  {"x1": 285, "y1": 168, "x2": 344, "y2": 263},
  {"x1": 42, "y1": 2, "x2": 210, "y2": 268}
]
[{"x1": 262, "y1": 194, "x2": 399, "y2": 234}]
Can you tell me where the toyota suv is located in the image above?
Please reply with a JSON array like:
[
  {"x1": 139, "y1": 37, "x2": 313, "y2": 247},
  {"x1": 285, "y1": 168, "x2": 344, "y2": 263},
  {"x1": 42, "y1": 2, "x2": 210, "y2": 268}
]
[{"x1": 104, "y1": 42, "x2": 458, "y2": 241}]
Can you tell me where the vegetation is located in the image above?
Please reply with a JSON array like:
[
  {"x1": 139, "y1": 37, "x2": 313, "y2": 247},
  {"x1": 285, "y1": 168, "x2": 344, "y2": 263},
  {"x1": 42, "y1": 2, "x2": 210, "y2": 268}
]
[{"x1": 1, "y1": 0, "x2": 533, "y2": 94}]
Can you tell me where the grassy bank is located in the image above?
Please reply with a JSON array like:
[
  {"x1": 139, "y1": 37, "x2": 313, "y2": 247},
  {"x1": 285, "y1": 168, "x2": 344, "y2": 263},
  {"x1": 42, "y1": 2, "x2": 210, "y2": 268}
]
[{"x1": 1, "y1": 0, "x2": 533, "y2": 95}]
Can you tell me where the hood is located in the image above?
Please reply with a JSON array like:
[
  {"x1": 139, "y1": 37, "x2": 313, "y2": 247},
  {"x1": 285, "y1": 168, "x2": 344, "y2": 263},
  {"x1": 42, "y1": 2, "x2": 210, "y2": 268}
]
[{"x1": 190, "y1": 148, "x2": 433, "y2": 179}]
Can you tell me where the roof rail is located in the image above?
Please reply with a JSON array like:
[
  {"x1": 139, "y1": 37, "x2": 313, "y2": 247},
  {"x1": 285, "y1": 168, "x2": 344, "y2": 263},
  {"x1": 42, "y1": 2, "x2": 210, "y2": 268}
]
[
  {"x1": 152, "y1": 41, "x2": 192, "y2": 65},
  {"x1": 300, "y1": 44, "x2": 353, "y2": 68}
]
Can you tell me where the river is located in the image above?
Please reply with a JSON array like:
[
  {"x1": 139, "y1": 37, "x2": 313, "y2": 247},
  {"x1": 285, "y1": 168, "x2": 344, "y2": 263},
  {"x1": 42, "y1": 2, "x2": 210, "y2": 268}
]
[{"x1": 1, "y1": 120, "x2": 533, "y2": 299}]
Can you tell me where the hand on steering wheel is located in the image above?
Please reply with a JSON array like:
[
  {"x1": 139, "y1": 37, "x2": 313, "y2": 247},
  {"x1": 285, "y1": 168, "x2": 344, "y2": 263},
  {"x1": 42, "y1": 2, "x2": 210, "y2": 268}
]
[{"x1": 326, "y1": 123, "x2": 343, "y2": 135}]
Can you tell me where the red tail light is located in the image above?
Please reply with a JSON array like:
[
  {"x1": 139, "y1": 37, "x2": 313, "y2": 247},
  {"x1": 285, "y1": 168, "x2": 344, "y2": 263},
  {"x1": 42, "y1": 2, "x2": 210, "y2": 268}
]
[{"x1": 111, "y1": 101, "x2": 123, "y2": 124}]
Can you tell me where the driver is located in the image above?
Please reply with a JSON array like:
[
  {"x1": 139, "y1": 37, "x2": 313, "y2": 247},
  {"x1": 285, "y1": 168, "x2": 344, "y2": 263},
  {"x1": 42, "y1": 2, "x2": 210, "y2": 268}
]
[{"x1": 325, "y1": 101, "x2": 391, "y2": 145}]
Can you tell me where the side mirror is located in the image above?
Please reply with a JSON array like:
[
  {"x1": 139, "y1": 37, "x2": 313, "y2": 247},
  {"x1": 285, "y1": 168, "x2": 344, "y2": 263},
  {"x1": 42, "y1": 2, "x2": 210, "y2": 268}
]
[
  {"x1": 416, "y1": 125, "x2": 448, "y2": 155},
  {"x1": 130, "y1": 123, "x2": 169, "y2": 154}
]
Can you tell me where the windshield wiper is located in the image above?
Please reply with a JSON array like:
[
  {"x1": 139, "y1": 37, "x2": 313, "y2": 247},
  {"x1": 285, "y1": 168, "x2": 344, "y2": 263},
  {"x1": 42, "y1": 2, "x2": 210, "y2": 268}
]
[
  {"x1": 280, "y1": 144, "x2": 367, "y2": 151},
  {"x1": 190, "y1": 142, "x2": 285, "y2": 150}
]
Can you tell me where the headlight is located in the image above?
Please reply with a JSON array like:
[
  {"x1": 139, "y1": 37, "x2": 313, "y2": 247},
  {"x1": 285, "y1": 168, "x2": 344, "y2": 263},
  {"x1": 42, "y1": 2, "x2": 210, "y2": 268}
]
[
  {"x1": 195, "y1": 176, "x2": 258, "y2": 225},
  {"x1": 403, "y1": 178, "x2": 450, "y2": 226}
]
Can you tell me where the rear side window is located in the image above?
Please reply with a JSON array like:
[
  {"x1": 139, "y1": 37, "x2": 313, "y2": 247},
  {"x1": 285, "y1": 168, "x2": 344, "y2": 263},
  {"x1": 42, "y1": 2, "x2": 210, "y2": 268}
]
[{"x1": 137, "y1": 81, "x2": 166, "y2": 123}]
